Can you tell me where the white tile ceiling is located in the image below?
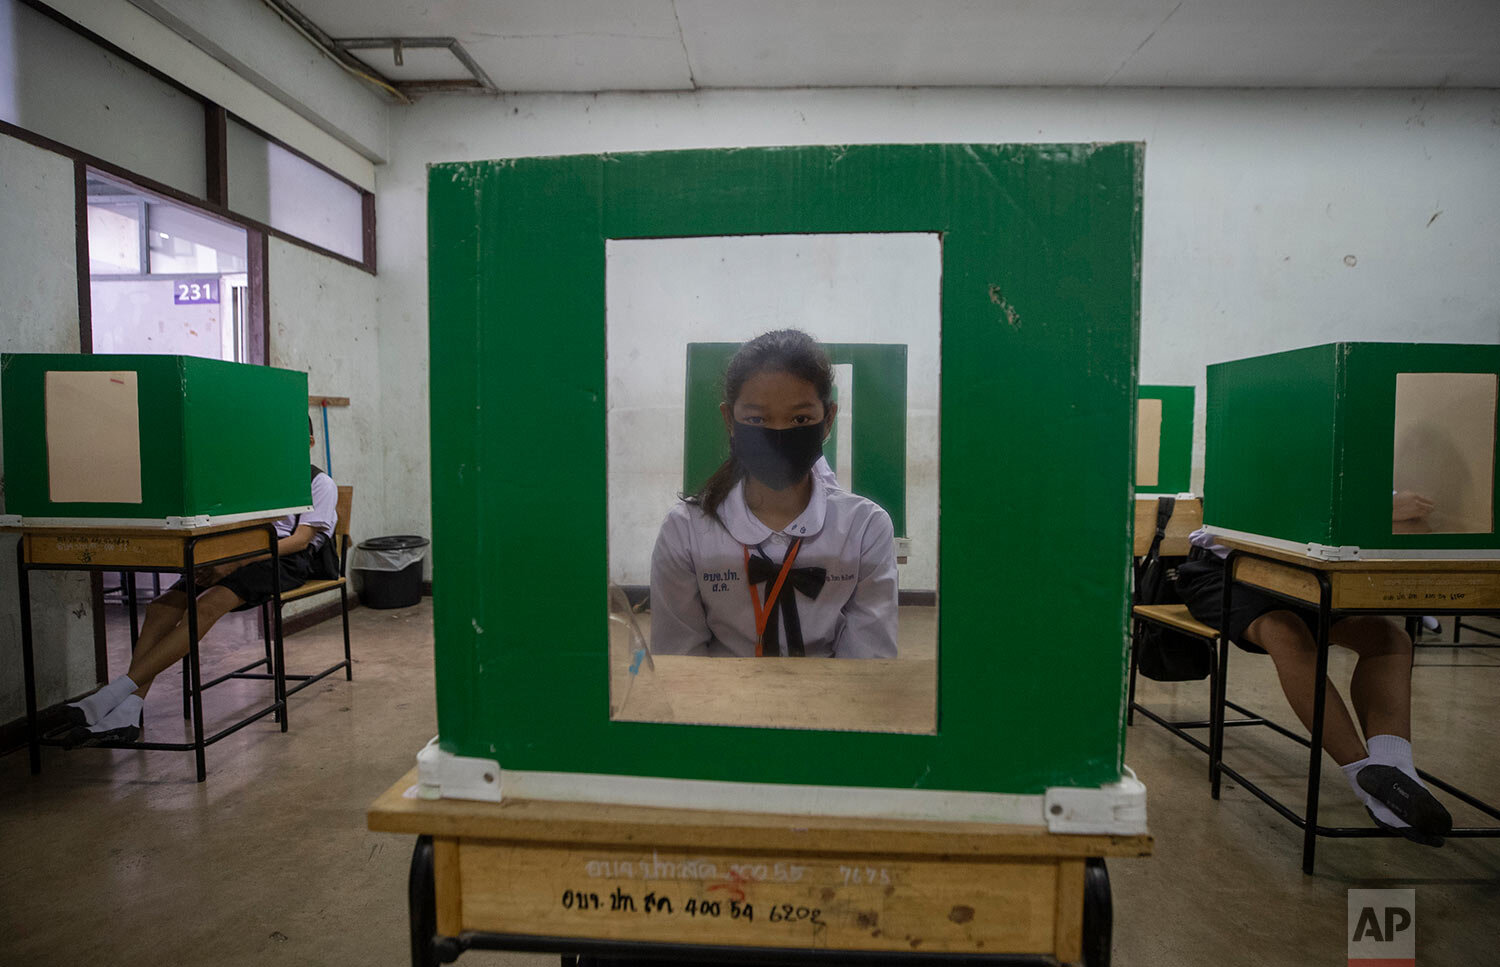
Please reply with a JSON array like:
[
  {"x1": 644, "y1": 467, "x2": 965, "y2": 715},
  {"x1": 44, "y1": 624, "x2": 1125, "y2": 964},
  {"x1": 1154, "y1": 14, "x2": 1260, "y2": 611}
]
[{"x1": 291, "y1": 0, "x2": 1500, "y2": 91}]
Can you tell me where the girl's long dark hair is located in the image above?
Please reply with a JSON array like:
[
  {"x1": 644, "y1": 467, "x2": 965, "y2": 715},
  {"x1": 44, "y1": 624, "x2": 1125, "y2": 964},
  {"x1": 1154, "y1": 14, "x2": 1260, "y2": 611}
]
[{"x1": 687, "y1": 329, "x2": 835, "y2": 520}]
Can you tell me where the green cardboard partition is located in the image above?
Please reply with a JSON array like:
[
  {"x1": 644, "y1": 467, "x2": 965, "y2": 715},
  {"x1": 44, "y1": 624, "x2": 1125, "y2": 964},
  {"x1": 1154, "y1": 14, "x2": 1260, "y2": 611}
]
[
  {"x1": 1136, "y1": 385, "x2": 1194, "y2": 494},
  {"x1": 1, "y1": 353, "x2": 309, "y2": 523},
  {"x1": 684, "y1": 342, "x2": 909, "y2": 536},
  {"x1": 428, "y1": 143, "x2": 1143, "y2": 794},
  {"x1": 1205, "y1": 342, "x2": 1500, "y2": 552}
]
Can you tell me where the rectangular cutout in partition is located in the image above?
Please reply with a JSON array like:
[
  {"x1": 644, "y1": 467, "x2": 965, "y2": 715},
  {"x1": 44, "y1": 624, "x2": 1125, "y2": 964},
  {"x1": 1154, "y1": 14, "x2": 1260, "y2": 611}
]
[
  {"x1": 45, "y1": 371, "x2": 143, "y2": 504},
  {"x1": 605, "y1": 233, "x2": 939, "y2": 735},
  {"x1": 1136, "y1": 397, "x2": 1163, "y2": 488},
  {"x1": 1392, "y1": 372, "x2": 1497, "y2": 535}
]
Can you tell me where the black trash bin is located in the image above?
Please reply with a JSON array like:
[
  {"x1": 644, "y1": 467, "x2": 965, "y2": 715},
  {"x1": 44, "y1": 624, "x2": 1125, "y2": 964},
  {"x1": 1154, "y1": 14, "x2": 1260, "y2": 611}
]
[{"x1": 355, "y1": 535, "x2": 430, "y2": 609}]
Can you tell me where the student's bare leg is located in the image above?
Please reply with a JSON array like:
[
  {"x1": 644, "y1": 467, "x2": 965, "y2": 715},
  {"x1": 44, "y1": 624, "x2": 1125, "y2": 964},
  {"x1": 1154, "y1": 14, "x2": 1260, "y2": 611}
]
[
  {"x1": 1251, "y1": 611, "x2": 1447, "y2": 839},
  {"x1": 1242, "y1": 610, "x2": 1367, "y2": 765},
  {"x1": 1329, "y1": 616, "x2": 1413, "y2": 741},
  {"x1": 126, "y1": 585, "x2": 245, "y2": 696},
  {"x1": 134, "y1": 589, "x2": 190, "y2": 652},
  {"x1": 67, "y1": 589, "x2": 192, "y2": 726}
]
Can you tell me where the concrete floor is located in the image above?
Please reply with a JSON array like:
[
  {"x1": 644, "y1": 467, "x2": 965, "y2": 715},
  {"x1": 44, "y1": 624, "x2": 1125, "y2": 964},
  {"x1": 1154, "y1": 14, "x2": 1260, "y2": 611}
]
[{"x1": 2, "y1": 603, "x2": 1498, "y2": 966}]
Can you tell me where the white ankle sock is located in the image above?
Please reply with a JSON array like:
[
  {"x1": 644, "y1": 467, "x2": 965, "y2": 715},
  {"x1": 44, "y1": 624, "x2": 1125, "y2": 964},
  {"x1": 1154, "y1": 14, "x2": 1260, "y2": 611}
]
[
  {"x1": 1366, "y1": 734, "x2": 1425, "y2": 787},
  {"x1": 1341, "y1": 756, "x2": 1409, "y2": 828},
  {"x1": 68, "y1": 675, "x2": 138, "y2": 726},
  {"x1": 89, "y1": 693, "x2": 143, "y2": 733}
]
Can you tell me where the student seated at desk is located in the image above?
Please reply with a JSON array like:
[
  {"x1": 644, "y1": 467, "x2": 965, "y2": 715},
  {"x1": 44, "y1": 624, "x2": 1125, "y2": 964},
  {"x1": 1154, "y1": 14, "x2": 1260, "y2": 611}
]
[
  {"x1": 1176, "y1": 491, "x2": 1452, "y2": 846},
  {"x1": 650, "y1": 329, "x2": 898, "y2": 659},
  {"x1": 63, "y1": 418, "x2": 339, "y2": 747}
]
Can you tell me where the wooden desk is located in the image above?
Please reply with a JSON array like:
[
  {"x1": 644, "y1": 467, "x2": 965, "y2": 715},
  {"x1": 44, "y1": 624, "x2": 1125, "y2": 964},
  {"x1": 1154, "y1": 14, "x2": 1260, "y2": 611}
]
[
  {"x1": 1216, "y1": 536, "x2": 1500, "y2": 611},
  {"x1": 370, "y1": 768, "x2": 1150, "y2": 966},
  {"x1": 9, "y1": 516, "x2": 289, "y2": 781},
  {"x1": 1209, "y1": 536, "x2": 1500, "y2": 873},
  {"x1": 1132, "y1": 496, "x2": 1200, "y2": 558},
  {"x1": 614, "y1": 656, "x2": 937, "y2": 734}
]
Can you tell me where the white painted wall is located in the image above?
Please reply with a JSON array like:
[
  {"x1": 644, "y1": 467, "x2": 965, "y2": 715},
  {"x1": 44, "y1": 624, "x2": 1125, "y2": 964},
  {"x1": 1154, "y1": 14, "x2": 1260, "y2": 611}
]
[
  {"x1": 0, "y1": 133, "x2": 98, "y2": 722},
  {"x1": 1, "y1": 0, "x2": 207, "y2": 197},
  {"x1": 266, "y1": 238, "x2": 386, "y2": 612},
  {"x1": 376, "y1": 86, "x2": 1500, "y2": 562},
  {"x1": 605, "y1": 234, "x2": 942, "y2": 590}
]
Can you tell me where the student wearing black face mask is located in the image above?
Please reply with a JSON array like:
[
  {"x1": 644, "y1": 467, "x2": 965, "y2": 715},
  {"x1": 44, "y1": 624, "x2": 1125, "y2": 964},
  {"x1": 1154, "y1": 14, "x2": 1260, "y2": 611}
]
[{"x1": 649, "y1": 330, "x2": 898, "y2": 659}]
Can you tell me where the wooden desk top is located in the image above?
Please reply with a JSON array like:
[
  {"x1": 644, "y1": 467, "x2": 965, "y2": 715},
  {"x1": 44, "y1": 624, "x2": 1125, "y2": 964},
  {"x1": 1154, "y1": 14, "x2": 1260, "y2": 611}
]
[
  {"x1": 368, "y1": 768, "x2": 1152, "y2": 859},
  {"x1": 3, "y1": 515, "x2": 284, "y2": 537},
  {"x1": 1216, "y1": 536, "x2": 1500, "y2": 610},
  {"x1": 1215, "y1": 536, "x2": 1500, "y2": 572},
  {"x1": 13, "y1": 516, "x2": 284, "y2": 569},
  {"x1": 614, "y1": 656, "x2": 937, "y2": 735}
]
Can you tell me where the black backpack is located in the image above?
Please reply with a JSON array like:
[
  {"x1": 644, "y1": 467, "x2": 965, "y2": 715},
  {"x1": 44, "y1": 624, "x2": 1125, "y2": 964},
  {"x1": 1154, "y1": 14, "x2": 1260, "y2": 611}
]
[{"x1": 1133, "y1": 496, "x2": 1213, "y2": 682}]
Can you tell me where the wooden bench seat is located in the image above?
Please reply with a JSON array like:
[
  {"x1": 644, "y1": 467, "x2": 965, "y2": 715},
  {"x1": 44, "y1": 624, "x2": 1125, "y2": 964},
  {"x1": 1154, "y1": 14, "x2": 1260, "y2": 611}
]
[
  {"x1": 282, "y1": 576, "x2": 347, "y2": 604},
  {"x1": 1132, "y1": 603, "x2": 1219, "y2": 639}
]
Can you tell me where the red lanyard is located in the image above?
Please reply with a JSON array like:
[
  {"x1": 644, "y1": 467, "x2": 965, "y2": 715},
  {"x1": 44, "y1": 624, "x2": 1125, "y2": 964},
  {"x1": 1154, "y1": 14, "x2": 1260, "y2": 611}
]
[{"x1": 743, "y1": 539, "x2": 802, "y2": 657}]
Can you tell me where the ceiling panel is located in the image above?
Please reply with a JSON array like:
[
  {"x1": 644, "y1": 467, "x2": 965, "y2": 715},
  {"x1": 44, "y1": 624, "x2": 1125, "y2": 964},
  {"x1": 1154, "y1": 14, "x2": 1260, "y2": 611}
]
[
  {"x1": 1109, "y1": 0, "x2": 1500, "y2": 87},
  {"x1": 675, "y1": 0, "x2": 1180, "y2": 88},
  {"x1": 277, "y1": 0, "x2": 1500, "y2": 92},
  {"x1": 293, "y1": 0, "x2": 693, "y2": 91}
]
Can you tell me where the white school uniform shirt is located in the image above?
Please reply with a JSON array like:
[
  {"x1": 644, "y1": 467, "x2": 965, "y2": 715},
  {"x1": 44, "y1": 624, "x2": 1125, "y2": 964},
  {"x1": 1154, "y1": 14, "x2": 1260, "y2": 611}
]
[
  {"x1": 272, "y1": 470, "x2": 338, "y2": 549},
  {"x1": 1187, "y1": 527, "x2": 1228, "y2": 560},
  {"x1": 650, "y1": 474, "x2": 898, "y2": 659}
]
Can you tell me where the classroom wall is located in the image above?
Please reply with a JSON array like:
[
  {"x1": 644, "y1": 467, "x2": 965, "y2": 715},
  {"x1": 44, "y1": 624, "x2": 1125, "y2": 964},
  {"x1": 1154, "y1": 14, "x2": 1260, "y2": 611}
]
[
  {"x1": 0, "y1": 133, "x2": 99, "y2": 722},
  {"x1": 266, "y1": 238, "x2": 385, "y2": 614},
  {"x1": 376, "y1": 87, "x2": 1500, "y2": 565}
]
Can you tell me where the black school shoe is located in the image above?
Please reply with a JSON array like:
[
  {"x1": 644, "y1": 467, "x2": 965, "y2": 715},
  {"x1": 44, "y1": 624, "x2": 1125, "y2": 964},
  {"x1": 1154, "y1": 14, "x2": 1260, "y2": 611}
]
[
  {"x1": 61, "y1": 723, "x2": 140, "y2": 750},
  {"x1": 1358, "y1": 764, "x2": 1453, "y2": 842},
  {"x1": 1365, "y1": 807, "x2": 1444, "y2": 847}
]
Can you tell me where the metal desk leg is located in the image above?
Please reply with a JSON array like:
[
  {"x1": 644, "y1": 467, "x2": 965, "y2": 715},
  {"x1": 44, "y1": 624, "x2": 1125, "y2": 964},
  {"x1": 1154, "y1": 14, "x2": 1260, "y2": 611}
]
[
  {"x1": 125, "y1": 571, "x2": 140, "y2": 650},
  {"x1": 1211, "y1": 554, "x2": 1237, "y2": 801},
  {"x1": 1081, "y1": 858, "x2": 1112, "y2": 967},
  {"x1": 409, "y1": 836, "x2": 443, "y2": 967},
  {"x1": 1301, "y1": 575, "x2": 1335, "y2": 875},
  {"x1": 17, "y1": 539, "x2": 41, "y2": 775},
  {"x1": 270, "y1": 527, "x2": 288, "y2": 733},
  {"x1": 1125, "y1": 620, "x2": 1139, "y2": 727},
  {"x1": 184, "y1": 542, "x2": 208, "y2": 782}
]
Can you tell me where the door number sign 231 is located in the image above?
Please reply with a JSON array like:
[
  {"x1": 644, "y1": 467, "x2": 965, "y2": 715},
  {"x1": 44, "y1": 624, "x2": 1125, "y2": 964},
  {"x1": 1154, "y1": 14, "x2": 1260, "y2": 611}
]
[{"x1": 174, "y1": 281, "x2": 219, "y2": 305}]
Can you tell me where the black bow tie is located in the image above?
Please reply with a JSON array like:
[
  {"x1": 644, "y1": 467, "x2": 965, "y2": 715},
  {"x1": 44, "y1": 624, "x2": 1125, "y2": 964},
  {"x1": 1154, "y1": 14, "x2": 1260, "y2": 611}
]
[{"x1": 746, "y1": 552, "x2": 826, "y2": 657}]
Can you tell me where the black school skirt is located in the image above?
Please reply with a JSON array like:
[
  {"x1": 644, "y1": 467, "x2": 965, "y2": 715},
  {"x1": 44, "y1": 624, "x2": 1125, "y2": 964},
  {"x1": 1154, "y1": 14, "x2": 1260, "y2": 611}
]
[
  {"x1": 1174, "y1": 548, "x2": 1319, "y2": 653},
  {"x1": 167, "y1": 547, "x2": 316, "y2": 607}
]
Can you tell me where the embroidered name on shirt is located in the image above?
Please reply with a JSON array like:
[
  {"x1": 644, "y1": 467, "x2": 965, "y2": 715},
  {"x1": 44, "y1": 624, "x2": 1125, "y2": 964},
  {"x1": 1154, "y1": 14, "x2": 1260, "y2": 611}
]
[
  {"x1": 703, "y1": 568, "x2": 741, "y2": 593},
  {"x1": 824, "y1": 572, "x2": 856, "y2": 583}
]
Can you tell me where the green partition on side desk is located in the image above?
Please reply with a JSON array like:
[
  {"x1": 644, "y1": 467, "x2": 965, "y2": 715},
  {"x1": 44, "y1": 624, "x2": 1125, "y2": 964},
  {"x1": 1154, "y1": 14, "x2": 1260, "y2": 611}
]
[
  {"x1": 427, "y1": 143, "x2": 1143, "y2": 795},
  {"x1": 1136, "y1": 385, "x2": 1194, "y2": 495},
  {"x1": 1205, "y1": 342, "x2": 1500, "y2": 552},
  {"x1": 1, "y1": 353, "x2": 309, "y2": 522}
]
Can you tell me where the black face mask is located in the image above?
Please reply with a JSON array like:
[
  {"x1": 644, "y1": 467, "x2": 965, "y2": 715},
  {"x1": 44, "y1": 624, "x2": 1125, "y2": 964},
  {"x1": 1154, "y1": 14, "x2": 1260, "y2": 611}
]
[{"x1": 732, "y1": 422, "x2": 827, "y2": 491}]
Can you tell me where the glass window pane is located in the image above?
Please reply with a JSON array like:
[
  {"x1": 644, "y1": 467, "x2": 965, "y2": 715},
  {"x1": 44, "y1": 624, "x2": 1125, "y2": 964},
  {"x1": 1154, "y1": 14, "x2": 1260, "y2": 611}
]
[
  {"x1": 227, "y1": 118, "x2": 364, "y2": 262},
  {"x1": 87, "y1": 201, "x2": 142, "y2": 275}
]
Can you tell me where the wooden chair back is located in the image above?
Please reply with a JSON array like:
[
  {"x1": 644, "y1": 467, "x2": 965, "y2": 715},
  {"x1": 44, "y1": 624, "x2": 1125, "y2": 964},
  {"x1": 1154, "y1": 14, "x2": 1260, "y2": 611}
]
[
  {"x1": 1133, "y1": 495, "x2": 1201, "y2": 558},
  {"x1": 335, "y1": 485, "x2": 354, "y2": 574}
]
